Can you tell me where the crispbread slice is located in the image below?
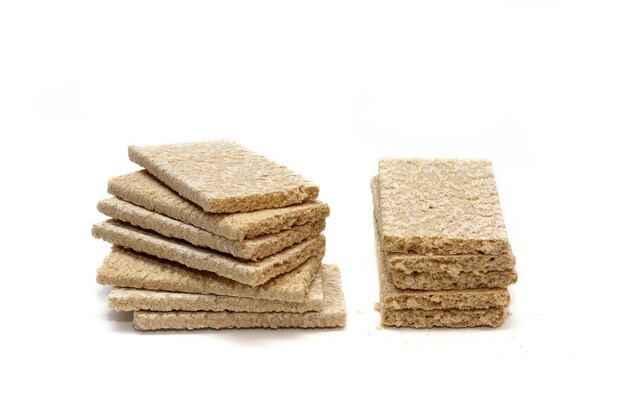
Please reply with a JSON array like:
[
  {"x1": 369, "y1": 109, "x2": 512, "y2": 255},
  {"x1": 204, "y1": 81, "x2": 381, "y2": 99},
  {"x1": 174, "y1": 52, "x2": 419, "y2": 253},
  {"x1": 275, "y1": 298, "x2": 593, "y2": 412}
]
[
  {"x1": 387, "y1": 251, "x2": 516, "y2": 275},
  {"x1": 97, "y1": 197, "x2": 325, "y2": 260},
  {"x1": 372, "y1": 182, "x2": 517, "y2": 290},
  {"x1": 375, "y1": 227, "x2": 510, "y2": 310},
  {"x1": 381, "y1": 307, "x2": 506, "y2": 328},
  {"x1": 97, "y1": 247, "x2": 322, "y2": 303},
  {"x1": 390, "y1": 269, "x2": 518, "y2": 291},
  {"x1": 92, "y1": 220, "x2": 325, "y2": 286},
  {"x1": 108, "y1": 170, "x2": 330, "y2": 241},
  {"x1": 376, "y1": 160, "x2": 511, "y2": 255},
  {"x1": 108, "y1": 270, "x2": 323, "y2": 313},
  {"x1": 132, "y1": 265, "x2": 346, "y2": 330},
  {"x1": 128, "y1": 141, "x2": 319, "y2": 213}
]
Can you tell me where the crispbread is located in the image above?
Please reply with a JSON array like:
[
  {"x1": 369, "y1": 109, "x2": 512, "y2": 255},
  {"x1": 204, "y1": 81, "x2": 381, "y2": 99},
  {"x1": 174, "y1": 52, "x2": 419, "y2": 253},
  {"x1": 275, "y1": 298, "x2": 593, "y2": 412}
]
[
  {"x1": 376, "y1": 229, "x2": 510, "y2": 310},
  {"x1": 387, "y1": 251, "x2": 516, "y2": 275},
  {"x1": 390, "y1": 269, "x2": 518, "y2": 290},
  {"x1": 132, "y1": 264, "x2": 346, "y2": 330},
  {"x1": 108, "y1": 270, "x2": 323, "y2": 313},
  {"x1": 97, "y1": 197, "x2": 325, "y2": 261},
  {"x1": 376, "y1": 160, "x2": 510, "y2": 255},
  {"x1": 92, "y1": 220, "x2": 325, "y2": 285},
  {"x1": 381, "y1": 307, "x2": 506, "y2": 328},
  {"x1": 108, "y1": 170, "x2": 330, "y2": 241},
  {"x1": 128, "y1": 141, "x2": 319, "y2": 213},
  {"x1": 373, "y1": 185, "x2": 517, "y2": 290},
  {"x1": 97, "y1": 247, "x2": 322, "y2": 303}
]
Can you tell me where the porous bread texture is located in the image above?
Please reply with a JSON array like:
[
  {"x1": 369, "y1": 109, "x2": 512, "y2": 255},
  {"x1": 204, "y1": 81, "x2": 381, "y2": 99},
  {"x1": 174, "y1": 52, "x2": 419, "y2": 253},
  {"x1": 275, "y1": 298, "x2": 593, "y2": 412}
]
[
  {"x1": 387, "y1": 251, "x2": 516, "y2": 275},
  {"x1": 376, "y1": 231, "x2": 510, "y2": 310},
  {"x1": 97, "y1": 247, "x2": 323, "y2": 303},
  {"x1": 381, "y1": 308, "x2": 506, "y2": 328},
  {"x1": 390, "y1": 269, "x2": 518, "y2": 291},
  {"x1": 108, "y1": 170, "x2": 330, "y2": 241},
  {"x1": 91, "y1": 220, "x2": 325, "y2": 286},
  {"x1": 133, "y1": 264, "x2": 346, "y2": 330},
  {"x1": 108, "y1": 270, "x2": 323, "y2": 313},
  {"x1": 97, "y1": 197, "x2": 325, "y2": 261},
  {"x1": 128, "y1": 141, "x2": 319, "y2": 213},
  {"x1": 375, "y1": 160, "x2": 511, "y2": 255}
]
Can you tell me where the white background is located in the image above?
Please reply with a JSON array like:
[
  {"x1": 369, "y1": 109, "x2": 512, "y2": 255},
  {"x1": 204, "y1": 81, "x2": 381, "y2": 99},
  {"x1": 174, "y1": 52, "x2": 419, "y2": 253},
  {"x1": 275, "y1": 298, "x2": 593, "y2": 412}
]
[{"x1": 1, "y1": 1, "x2": 625, "y2": 415}]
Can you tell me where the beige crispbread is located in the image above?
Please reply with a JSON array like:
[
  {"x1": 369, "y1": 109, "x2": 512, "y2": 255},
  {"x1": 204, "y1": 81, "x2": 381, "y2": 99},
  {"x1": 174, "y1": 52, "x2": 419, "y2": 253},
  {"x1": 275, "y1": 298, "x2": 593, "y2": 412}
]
[
  {"x1": 390, "y1": 269, "x2": 518, "y2": 291},
  {"x1": 92, "y1": 220, "x2": 325, "y2": 285},
  {"x1": 387, "y1": 251, "x2": 516, "y2": 275},
  {"x1": 128, "y1": 141, "x2": 319, "y2": 213},
  {"x1": 97, "y1": 197, "x2": 325, "y2": 260},
  {"x1": 376, "y1": 230, "x2": 510, "y2": 310},
  {"x1": 381, "y1": 308, "x2": 505, "y2": 328},
  {"x1": 108, "y1": 171, "x2": 330, "y2": 241},
  {"x1": 373, "y1": 186, "x2": 517, "y2": 290},
  {"x1": 108, "y1": 271, "x2": 323, "y2": 313},
  {"x1": 97, "y1": 247, "x2": 322, "y2": 302},
  {"x1": 375, "y1": 160, "x2": 510, "y2": 255},
  {"x1": 133, "y1": 264, "x2": 346, "y2": 330}
]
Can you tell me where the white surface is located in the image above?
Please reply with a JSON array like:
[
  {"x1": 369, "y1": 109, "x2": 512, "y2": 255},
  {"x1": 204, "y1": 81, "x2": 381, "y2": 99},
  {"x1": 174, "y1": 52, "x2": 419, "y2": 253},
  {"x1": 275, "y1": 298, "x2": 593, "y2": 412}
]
[{"x1": 1, "y1": 1, "x2": 625, "y2": 415}]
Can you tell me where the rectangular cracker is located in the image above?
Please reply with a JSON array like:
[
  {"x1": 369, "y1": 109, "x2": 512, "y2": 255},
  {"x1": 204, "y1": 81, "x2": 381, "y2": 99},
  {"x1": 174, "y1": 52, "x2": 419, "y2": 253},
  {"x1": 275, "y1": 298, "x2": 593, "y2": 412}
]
[
  {"x1": 108, "y1": 170, "x2": 330, "y2": 241},
  {"x1": 373, "y1": 182, "x2": 517, "y2": 290},
  {"x1": 92, "y1": 220, "x2": 325, "y2": 286},
  {"x1": 387, "y1": 252, "x2": 516, "y2": 275},
  {"x1": 376, "y1": 228, "x2": 510, "y2": 310},
  {"x1": 108, "y1": 271, "x2": 323, "y2": 313},
  {"x1": 376, "y1": 160, "x2": 511, "y2": 255},
  {"x1": 132, "y1": 264, "x2": 346, "y2": 330},
  {"x1": 98, "y1": 197, "x2": 325, "y2": 261},
  {"x1": 97, "y1": 247, "x2": 322, "y2": 303},
  {"x1": 128, "y1": 141, "x2": 319, "y2": 213},
  {"x1": 381, "y1": 307, "x2": 506, "y2": 328}
]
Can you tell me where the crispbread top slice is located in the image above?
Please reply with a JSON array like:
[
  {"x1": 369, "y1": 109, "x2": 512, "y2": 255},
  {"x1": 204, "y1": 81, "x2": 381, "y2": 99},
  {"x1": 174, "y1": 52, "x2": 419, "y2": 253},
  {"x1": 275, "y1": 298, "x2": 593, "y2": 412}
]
[
  {"x1": 108, "y1": 170, "x2": 329, "y2": 241},
  {"x1": 132, "y1": 264, "x2": 346, "y2": 330},
  {"x1": 376, "y1": 160, "x2": 510, "y2": 254},
  {"x1": 128, "y1": 141, "x2": 319, "y2": 213},
  {"x1": 92, "y1": 220, "x2": 325, "y2": 286},
  {"x1": 97, "y1": 247, "x2": 322, "y2": 303}
]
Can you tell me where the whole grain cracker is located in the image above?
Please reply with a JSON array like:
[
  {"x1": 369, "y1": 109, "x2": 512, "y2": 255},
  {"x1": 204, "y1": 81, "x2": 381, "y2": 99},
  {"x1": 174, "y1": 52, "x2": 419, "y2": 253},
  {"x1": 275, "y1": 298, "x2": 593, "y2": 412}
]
[
  {"x1": 92, "y1": 220, "x2": 325, "y2": 285},
  {"x1": 133, "y1": 264, "x2": 346, "y2": 330},
  {"x1": 108, "y1": 170, "x2": 330, "y2": 240},
  {"x1": 128, "y1": 141, "x2": 319, "y2": 213},
  {"x1": 98, "y1": 197, "x2": 325, "y2": 260}
]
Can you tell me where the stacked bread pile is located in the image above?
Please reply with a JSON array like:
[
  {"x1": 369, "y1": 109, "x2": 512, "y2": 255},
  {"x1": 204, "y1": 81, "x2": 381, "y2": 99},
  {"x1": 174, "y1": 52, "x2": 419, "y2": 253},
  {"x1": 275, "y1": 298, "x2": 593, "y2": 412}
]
[
  {"x1": 372, "y1": 159, "x2": 517, "y2": 328},
  {"x1": 92, "y1": 141, "x2": 346, "y2": 331}
]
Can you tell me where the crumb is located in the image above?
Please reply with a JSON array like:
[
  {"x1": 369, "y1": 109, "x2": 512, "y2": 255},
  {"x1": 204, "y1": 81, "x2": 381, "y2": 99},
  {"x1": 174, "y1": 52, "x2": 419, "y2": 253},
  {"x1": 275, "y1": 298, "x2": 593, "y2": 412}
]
[
  {"x1": 373, "y1": 302, "x2": 380, "y2": 311},
  {"x1": 357, "y1": 309, "x2": 362, "y2": 314}
]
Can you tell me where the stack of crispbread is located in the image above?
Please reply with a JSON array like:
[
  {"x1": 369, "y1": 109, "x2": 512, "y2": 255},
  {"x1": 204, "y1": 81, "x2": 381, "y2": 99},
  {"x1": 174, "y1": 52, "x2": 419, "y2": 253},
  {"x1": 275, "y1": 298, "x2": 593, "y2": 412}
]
[
  {"x1": 92, "y1": 141, "x2": 346, "y2": 330},
  {"x1": 372, "y1": 159, "x2": 517, "y2": 329}
]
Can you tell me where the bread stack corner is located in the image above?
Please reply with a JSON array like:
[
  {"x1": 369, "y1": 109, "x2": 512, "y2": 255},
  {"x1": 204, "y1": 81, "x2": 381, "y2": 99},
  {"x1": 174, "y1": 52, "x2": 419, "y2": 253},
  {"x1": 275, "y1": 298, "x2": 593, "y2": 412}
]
[{"x1": 93, "y1": 140, "x2": 346, "y2": 331}]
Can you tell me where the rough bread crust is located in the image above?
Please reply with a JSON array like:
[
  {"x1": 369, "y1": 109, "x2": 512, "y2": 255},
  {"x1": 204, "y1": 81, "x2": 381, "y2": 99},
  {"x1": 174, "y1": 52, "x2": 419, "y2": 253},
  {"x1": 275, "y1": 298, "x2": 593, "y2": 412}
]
[
  {"x1": 98, "y1": 197, "x2": 325, "y2": 260},
  {"x1": 133, "y1": 265, "x2": 346, "y2": 330},
  {"x1": 97, "y1": 247, "x2": 323, "y2": 303},
  {"x1": 92, "y1": 220, "x2": 325, "y2": 286},
  {"x1": 108, "y1": 170, "x2": 330, "y2": 240},
  {"x1": 128, "y1": 141, "x2": 319, "y2": 213},
  {"x1": 376, "y1": 160, "x2": 510, "y2": 255}
]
